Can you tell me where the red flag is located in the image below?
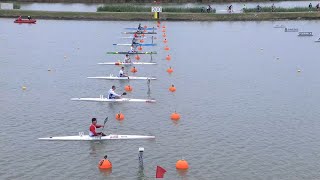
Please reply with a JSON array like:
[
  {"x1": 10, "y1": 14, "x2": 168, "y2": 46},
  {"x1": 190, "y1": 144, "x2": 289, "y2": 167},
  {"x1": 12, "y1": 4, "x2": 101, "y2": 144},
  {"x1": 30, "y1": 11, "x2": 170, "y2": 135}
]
[{"x1": 156, "y1": 166, "x2": 167, "y2": 178}]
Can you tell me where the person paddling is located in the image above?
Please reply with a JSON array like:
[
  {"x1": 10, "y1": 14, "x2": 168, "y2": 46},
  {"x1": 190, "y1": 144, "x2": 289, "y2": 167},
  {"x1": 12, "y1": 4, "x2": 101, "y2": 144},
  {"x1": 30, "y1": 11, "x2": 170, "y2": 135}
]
[
  {"x1": 124, "y1": 54, "x2": 131, "y2": 63},
  {"x1": 107, "y1": 85, "x2": 125, "y2": 99},
  {"x1": 119, "y1": 67, "x2": 128, "y2": 77},
  {"x1": 89, "y1": 118, "x2": 106, "y2": 137}
]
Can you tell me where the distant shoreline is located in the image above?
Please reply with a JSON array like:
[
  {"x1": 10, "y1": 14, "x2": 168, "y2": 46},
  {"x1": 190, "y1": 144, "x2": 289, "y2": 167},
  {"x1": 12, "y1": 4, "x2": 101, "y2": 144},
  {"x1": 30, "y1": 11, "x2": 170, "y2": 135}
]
[
  {"x1": 1, "y1": 10, "x2": 320, "y2": 21},
  {"x1": 0, "y1": 0, "x2": 313, "y2": 3}
]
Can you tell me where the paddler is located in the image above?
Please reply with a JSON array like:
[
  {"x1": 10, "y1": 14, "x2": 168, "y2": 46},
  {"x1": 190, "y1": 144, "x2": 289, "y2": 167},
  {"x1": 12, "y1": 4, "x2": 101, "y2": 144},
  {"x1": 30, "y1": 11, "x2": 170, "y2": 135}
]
[
  {"x1": 119, "y1": 66, "x2": 128, "y2": 77},
  {"x1": 129, "y1": 45, "x2": 136, "y2": 53},
  {"x1": 89, "y1": 118, "x2": 106, "y2": 137},
  {"x1": 132, "y1": 38, "x2": 138, "y2": 45},
  {"x1": 124, "y1": 54, "x2": 131, "y2": 63},
  {"x1": 107, "y1": 85, "x2": 125, "y2": 99},
  {"x1": 27, "y1": 16, "x2": 31, "y2": 20},
  {"x1": 138, "y1": 23, "x2": 142, "y2": 30}
]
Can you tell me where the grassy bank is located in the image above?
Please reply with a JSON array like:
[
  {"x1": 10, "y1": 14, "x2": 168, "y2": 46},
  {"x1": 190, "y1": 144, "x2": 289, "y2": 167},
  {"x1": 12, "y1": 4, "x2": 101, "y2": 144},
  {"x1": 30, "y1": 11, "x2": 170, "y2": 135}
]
[
  {"x1": 97, "y1": 4, "x2": 215, "y2": 13},
  {"x1": 0, "y1": 0, "x2": 313, "y2": 3},
  {"x1": 244, "y1": 7, "x2": 320, "y2": 12},
  {"x1": 1, "y1": 9, "x2": 320, "y2": 21}
]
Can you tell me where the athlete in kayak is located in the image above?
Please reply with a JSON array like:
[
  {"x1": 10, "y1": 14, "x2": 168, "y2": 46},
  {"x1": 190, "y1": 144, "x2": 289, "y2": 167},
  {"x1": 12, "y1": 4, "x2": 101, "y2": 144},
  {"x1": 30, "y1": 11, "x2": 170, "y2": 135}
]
[
  {"x1": 132, "y1": 38, "x2": 139, "y2": 45},
  {"x1": 89, "y1": 118, "x2": 106, "y2": 137},
  {"x1": 119, "y1": 67, "x2": 128, "y2": 77},
  {"x1": 107, "y1": 85, "x2": 125, "y2": 99},
  {"x1": 124, "y1": 54, "x2": 131, "y2": 63},
  {"x1": 129, "y1": 45, "x2": 136, "y2": 53}
]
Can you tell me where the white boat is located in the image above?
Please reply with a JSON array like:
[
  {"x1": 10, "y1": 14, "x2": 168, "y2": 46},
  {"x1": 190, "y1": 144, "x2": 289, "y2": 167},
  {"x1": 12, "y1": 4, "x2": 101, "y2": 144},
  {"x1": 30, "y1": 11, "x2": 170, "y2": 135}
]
[
  {"x1": 71, "y1": 96, "x2": 156, "y2": 103},
  {"x1": 315, "y1": 38, "x2": 320, "y2": 42},
  {"x1": 284, "y1": 28, "x2": 298, "y2": 32},
  {"x1": 274, "y1": 25, "x2": 286, "y2": 28},
  {"x1": 87, "y1": 76, "x2": 157, "y2": 80},
  {"x1": 298, "y1": 32, "x2": 313, "y2": 36},
  {"x1": 39, "y1": 133, "x2": 155, "y2": 141},
  {"x1": 98, "y1": 62, "x2": 157, "y2": 65}
]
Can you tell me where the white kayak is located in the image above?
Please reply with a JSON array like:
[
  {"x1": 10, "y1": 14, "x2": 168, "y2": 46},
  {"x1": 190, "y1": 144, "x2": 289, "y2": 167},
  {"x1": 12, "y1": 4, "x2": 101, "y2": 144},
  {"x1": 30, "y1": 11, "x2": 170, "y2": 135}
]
[
  {"x1": 71, "y1": 96, "x2": 156, "y2": 103},
  {"x1": 87, "y1": 76, "x2": 156, "y2": 80},
  {"x1": 98, "y1": 62, "x2": 157, "y2": 65},
  {"x1": 39, "y1": 134, "x2": 155, "y2": 141}
]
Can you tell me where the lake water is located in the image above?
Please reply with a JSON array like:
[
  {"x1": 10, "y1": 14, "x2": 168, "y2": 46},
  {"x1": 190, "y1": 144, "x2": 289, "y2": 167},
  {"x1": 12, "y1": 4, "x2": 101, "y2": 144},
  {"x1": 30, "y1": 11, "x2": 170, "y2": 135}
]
[
  {"x1": 1, "y1": 19, "x2": 320, "y2": 179},
  {"x1": 16, "y1": 1, "x2": 320, "y2": 13}
]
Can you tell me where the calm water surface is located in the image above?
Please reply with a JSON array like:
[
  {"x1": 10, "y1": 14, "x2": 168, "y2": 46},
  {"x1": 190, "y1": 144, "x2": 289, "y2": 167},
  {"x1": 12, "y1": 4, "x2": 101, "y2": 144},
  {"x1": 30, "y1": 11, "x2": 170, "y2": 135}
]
[{"x1": 1, "y1": 19, "x2": 320, "y2": 179}]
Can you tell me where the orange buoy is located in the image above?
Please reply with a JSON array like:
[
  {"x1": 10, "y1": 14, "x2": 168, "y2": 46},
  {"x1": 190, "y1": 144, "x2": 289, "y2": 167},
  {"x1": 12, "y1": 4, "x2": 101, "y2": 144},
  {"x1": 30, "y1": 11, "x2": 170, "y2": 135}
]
[
  {"x1": 143, "y1": 29, "x2": 147, "y2": 33},
  {"x1": 144, "y1": 25, "x2": 147, "y2": 29},
  {"x1": 125, "y1": 85, "x2": 133, "y2": 92},
  {"x1": 135, "y1": 55, "x2": 140, "y2": 60},
  {"x1": 176, "y1": 159, "x2": 188, "y2": 169},
  {"x1": 163, "y1": 39, "x2": 168, "y2": 43},
  {"x1": 163, "y1": 33, "x2": 166, "y2": 37},
  {"x1": 171, "y1": 111, "x2": 180, "y2": 120},
  {"x1": 162, "y1": 25, "x2": 166, "y2": 29},
  {"x1": 167, "y1": 67, "x2": 173, "y2": 74},
  {"x1": 138, "y1": 46, "x2": 143, "y2": 51},
  {"x1": 131, "y1": 67, "x2": 138, "y2": 73},
  {"x1": 169, "y1": 84, "x2": 176, "y2": 92},
  {"x1": 98, "y1": 155, "x2": 112, "y2": 169},
  {"x1": 166, "y1": 55, "x2": 171, "y2": 61},
  {"x1": 162, "y1": 29, "x2": 166, "y2": 32},
  {"x1": 164, "y1": 46, "x2": 170, "y2": 51},
  {"x1": 140, "y1": 39, "x2": 144, "y2": 43},
  {"x1": 142, "y1": 34, "x2": 145, "y2": 37},
  {"x1": 157, "y1": 24, "x2": 160, "y2": 28},
  {"x1": 116, "y1": 112, "x2": 125, "y2": 120}
]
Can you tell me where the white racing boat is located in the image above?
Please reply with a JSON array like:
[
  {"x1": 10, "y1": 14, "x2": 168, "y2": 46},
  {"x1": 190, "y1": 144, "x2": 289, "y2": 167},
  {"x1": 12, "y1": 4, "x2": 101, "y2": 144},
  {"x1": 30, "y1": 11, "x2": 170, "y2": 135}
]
[
  {"x1": 71, "y1": 95, "x2": 156, "y2": 103},
  {"x1": 98, "y1": 62, "x2": 157, "y2": 65},
  {"x1": 39, "y1": 133, "x2": 155, "y2": 141},
  {"x1": 87, "y1": 76, "x2": 157, "y2": 80}
]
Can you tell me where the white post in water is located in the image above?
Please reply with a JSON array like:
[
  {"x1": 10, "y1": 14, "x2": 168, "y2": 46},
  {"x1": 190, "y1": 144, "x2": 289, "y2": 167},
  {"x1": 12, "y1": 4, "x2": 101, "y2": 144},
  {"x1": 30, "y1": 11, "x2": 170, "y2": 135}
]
[{"x1": 138, "y1": 147, "x2": 144, "y2": 169}]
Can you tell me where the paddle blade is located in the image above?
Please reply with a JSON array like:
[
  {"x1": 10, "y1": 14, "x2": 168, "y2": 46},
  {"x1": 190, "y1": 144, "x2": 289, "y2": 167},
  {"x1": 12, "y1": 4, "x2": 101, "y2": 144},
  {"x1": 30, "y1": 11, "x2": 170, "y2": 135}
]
[
  {"x1": 122, "y1": 92, "x2": 127, "y2": 95},
  {"x1": 104, "y1": 117, "x2": 108, "y2": 125}
]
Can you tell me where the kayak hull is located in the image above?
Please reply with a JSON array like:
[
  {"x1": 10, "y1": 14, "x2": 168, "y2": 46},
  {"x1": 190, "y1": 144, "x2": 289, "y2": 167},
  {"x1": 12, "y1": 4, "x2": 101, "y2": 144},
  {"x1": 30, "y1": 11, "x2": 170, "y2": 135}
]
[
  {"x1": 39, "y1": 134, "x2": 155, "y2": 141},
  {"x1": 113, "y1": 43, "x2": 157, "y2": 46},
  {"x1": 98, "y1": 62, "x2": 157, "y2": 65},
  {"x1": 14, "y1": 19, "x2": 36, "y2": 23},
  {"x1": 107, "y1": 51, "x2": 157, "y2": 55},
  {"x1": 87, "y1": 76, "x2": 156, "y2": 80},
  {"x1": 71, "y1": 97, "x2": 156, "y2": 103},
  {"x1": 122, "y1": 32, "x2": 157, "y2": 34}
]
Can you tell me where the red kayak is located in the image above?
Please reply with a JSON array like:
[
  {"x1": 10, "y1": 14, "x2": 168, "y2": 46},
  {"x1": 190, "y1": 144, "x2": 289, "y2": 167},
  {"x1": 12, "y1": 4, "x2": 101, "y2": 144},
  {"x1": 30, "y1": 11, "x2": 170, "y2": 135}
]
[{"x1": 14, "y1": 19, "x2": 37, "y2": 24}]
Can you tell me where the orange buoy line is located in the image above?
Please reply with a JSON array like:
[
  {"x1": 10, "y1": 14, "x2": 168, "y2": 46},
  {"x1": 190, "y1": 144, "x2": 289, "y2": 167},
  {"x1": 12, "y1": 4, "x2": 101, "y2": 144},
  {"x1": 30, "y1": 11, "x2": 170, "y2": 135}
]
[
  {"x1": 131, "y1": 66, "x2": 138, "y2": 73},
  {"x1": 176, "y1": 159, "x2": 189, "y2": 169},
  {"x1": 115, "y1": 112, "x2": 125, "y2": 121},
  {"x1": 98, "y1": 155, "x2": 112, "y2": 169},
  {"x1": 169, "y1": 84, "x2": 176, "y2": 92},
  {"x1": 125, "y1": 85, "x2": 133, "y2": 92},
  {"x1": 166, "y1": 55, "x2": 171, "y2": 61},
  {"x1": 171, "y1": 111, "x2": 180, "y2": 121},
  {"x1": 167, "y1": 67, "x2": 173, "y2": 74}
]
